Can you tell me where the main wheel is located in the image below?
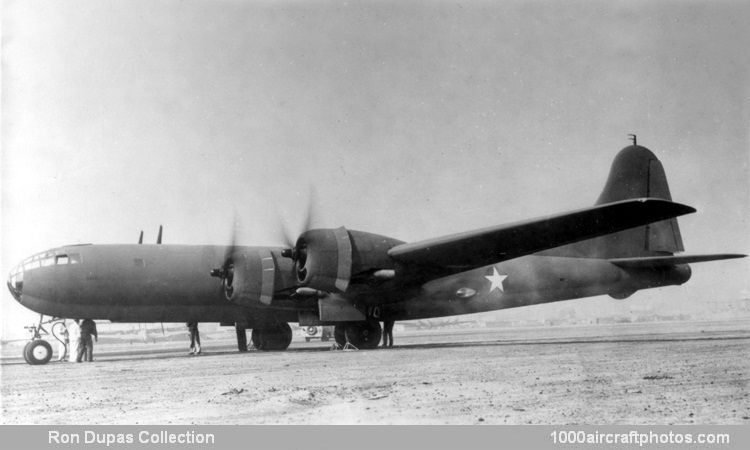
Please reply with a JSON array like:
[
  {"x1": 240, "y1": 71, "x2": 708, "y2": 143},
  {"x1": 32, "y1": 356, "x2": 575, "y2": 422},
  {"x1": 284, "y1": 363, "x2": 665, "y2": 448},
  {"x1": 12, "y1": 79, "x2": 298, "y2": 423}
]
[
  {"x1": 251, "y1": 323, "x2": 292, "y2": 351},
  {"x1": 251, "y1": 329, "x2": 261, "y2": 349},
  {"x1": 344, "y1": 321, "x2": 382, "y2": 349},
  {"x1": 25, "y1": 340, "x2": 53, "y2": 365},
  {"x1": 333, "y1": 325, "x2": 346, "y2": 346}
]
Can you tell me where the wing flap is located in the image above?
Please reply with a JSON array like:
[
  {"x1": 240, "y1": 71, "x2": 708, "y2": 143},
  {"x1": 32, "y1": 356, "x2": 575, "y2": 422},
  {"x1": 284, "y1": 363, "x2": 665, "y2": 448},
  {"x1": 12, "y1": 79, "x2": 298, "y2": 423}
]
[
  {"x1": 388, "y1": 198, "x2": 696, "y2": 271},
  {"x1": 609, "y1": 254, "x2": 746, "y2": 268}
]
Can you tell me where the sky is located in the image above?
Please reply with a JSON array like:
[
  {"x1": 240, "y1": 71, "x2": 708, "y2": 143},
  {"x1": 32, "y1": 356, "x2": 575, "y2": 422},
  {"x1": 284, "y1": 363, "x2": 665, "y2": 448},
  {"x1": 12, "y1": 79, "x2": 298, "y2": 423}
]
[{"x1": 2, "y1": 0, "x2": 749, "y2": 340}]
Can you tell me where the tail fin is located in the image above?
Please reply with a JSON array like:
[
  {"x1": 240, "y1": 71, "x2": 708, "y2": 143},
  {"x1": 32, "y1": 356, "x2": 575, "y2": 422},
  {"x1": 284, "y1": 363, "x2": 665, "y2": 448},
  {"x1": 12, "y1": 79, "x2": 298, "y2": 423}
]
[{"x1": 556, "y1": 145, "x2": 684, "y2": 258}]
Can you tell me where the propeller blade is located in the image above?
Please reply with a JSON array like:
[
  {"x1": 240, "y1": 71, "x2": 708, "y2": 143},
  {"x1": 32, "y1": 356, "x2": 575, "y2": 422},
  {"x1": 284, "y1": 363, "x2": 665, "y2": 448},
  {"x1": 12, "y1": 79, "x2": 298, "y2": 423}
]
[
  {"x1": 276, "y1": 215, "x2": 296, "y2": 250},
  {"x1": 156, "y1": 225, "x2": 163, "y2": 244},
  {"x1": 210, "y1": 213, "x2": 240, "y2": 279},
  {"x1": 138, "y1": 230, "x2": 143, "y2": 244},
  {"x1": 225, "y1": 213, "x2": 240, "y2": 263},
  {"x1": 300, "y1": 185, "x2": 316, "y2": 237},
  {"x1": 279, "y1": 185, "x2": 317, "y2": 258}
]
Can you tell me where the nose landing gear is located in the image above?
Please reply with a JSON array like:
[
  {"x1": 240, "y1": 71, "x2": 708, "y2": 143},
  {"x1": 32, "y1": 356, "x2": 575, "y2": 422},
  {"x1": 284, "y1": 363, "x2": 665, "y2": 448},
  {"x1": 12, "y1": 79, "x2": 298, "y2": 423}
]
[{"x1": 22, "y1": 314, "x2": 65, "y2": 365}]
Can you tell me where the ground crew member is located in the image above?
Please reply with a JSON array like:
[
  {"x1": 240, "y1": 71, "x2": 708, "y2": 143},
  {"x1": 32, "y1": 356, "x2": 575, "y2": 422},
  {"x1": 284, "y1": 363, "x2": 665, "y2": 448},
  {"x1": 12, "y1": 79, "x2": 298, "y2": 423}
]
[
  {"x1": 382, "y1": 320, "x2": 395, "y2": 348},
  {"x1": 56, "y1": 324, "x2": 69, "y2": 362},
  {"x1": 187, "y1": 322, "x2": 201, "y2": 355},
  {"x1": 76, "y1": 318, "x2": 98, "y2": 362},
  {"x1": 68, "y1": 319, "x2": 81, "y2": 362},
  {"x1": 235, "y1": 324, "x2": 247, "y2": 352}
]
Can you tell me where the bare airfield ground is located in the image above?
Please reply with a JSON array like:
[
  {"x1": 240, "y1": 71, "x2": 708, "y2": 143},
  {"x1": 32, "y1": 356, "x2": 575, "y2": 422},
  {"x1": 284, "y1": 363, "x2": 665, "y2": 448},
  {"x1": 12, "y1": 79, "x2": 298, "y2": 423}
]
[{"x1": 1, "y1": 320, "x2": 748, "y2": 425}]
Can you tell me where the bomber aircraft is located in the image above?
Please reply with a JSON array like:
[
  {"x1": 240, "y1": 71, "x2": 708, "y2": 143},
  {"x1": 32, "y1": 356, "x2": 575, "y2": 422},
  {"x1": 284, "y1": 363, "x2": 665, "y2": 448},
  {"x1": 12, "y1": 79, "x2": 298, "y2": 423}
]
[{"x1": 7, "y1": 140, "x2": 745, "y2": 364}]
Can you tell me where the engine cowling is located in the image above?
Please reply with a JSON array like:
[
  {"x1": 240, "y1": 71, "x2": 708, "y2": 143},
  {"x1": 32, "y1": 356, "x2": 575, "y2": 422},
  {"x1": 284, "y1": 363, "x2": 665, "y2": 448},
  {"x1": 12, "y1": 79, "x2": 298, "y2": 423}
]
[
  {"x1": 294, "y1": 227, "x2": 403, "y2": 293},
  {"x1": 221, "y1": 248, "x2": 276, "y2": 306}
]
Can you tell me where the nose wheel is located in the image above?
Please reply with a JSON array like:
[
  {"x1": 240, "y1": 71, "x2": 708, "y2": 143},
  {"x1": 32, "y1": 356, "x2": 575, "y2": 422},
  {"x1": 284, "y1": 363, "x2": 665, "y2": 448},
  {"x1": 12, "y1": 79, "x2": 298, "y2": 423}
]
[
  {"x1": 21, "y1": 314, "x2": 63, "y2": 365},
  {"x1": 23, "y1": 340, "x2": 53, "y2": 365}
]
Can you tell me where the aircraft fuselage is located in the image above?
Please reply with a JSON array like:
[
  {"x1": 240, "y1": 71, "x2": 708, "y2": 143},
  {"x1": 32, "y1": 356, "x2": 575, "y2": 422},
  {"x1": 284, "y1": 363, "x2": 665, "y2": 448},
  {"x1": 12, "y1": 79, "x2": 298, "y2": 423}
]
[{"x1": 7, "y1": 243, "x2": 691, "y2": 326}]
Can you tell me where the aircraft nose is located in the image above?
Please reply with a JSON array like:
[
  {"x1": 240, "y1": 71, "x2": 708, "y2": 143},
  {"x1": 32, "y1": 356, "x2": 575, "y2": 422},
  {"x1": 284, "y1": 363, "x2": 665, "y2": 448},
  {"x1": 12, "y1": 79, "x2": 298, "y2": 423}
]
[{"x1": 7, "y1": 264, "x2": 23, "y2": 301}]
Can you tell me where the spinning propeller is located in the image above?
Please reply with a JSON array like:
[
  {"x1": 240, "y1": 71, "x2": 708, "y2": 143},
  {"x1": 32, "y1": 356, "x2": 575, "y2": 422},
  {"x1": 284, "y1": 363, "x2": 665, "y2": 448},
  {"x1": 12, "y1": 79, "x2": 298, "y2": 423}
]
[
  {"x1": 210, "y1": 215, "x2": 240, "y2": 300},
  {"x1": 210, "y1": 189, "x2": 318, "y2": 300},
  {"x1": 278, "y1": 188, "x2": 316, "y2": 282}
]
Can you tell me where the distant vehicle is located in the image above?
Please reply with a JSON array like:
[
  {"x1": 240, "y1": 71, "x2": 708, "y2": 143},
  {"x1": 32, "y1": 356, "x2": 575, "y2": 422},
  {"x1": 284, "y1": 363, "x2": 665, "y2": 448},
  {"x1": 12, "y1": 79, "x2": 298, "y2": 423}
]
[{"x1": 300, "y1": 326, "x2": 333, "y2": 342}]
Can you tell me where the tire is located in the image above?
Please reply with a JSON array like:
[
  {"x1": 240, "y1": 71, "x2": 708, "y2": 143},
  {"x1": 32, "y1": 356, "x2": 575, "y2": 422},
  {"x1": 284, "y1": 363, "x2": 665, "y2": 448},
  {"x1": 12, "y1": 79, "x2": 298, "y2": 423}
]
[
  {"x1": 25, "y1": 340, "x2": 53, "y2": 365},
  {"x1": 252, "y1": 323, "x2": 292, "y2": 351},
  {"x1": 344, "y1": 321, "x2": 382, "y2": 350},
  {"x1": 251, "y1": 329, "x2": 261, "y2": 350},
  {"x1": 22, "y1": 341, "x2": 33, "y2": 364},
  {"x1": 333, "y1": 325, "x2": 346, "y2": 347}
]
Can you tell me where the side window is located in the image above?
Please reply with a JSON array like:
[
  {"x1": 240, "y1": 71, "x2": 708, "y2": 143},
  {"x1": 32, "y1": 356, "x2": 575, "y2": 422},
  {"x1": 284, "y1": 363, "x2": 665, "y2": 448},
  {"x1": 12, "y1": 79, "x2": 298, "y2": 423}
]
[
  {"x1": 69, "y1": 253, "x2": 81, "y2": 264},
  {"x1": 41, "y1": 256, "x2": 55, "y2": 267},
  {"x1": 56, "y1": 255, "x2": 69, "y2": 265}
]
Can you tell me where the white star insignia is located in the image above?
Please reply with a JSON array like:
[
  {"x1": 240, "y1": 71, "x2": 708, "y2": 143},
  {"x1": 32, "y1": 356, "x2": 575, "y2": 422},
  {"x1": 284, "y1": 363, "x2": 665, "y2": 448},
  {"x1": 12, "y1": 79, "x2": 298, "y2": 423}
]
[{"x1": 485, "y1": 267, "x2": 507, "y2": 293}]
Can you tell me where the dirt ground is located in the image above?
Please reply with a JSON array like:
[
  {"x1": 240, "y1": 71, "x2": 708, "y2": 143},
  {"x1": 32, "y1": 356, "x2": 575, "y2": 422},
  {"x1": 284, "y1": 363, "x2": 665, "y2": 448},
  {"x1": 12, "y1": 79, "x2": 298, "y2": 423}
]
[{"x1": 1, "y1": 321, "x2": 749, "y2": 424}]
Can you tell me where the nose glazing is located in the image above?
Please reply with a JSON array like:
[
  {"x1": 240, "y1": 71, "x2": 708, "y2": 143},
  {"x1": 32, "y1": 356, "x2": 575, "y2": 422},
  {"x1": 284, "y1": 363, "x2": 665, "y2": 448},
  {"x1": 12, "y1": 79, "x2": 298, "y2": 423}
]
[{"x1": 7, "y1": 264, "x2": 23, "y2": 301}]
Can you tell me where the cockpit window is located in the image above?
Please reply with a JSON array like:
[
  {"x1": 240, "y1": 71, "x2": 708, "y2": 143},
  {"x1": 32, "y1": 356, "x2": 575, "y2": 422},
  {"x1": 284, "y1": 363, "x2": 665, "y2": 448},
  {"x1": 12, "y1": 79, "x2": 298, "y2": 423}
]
[
  {"x1": 10, "y1": 271, "x2": 23, "y2": 284},
  {"x1": 40, "y1": 252, "x2": 55, "y2": 267},
  {"x1": 13, "y1": 249, "x2": 83, "y2": 277},
  {"x1": 23, "y1": 258, "x2": 40, "y2": 271}
]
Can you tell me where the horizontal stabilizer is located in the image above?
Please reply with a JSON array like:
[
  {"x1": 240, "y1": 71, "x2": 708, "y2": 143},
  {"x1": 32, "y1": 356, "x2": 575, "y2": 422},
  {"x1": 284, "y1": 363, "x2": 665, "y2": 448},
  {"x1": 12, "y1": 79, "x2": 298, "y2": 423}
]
[
  {"x1": 388, "y1": 198, "x2": 696, "y2": 271},
  {"x1": 608, "y1": 254, "x2": 747, "y2": 268}
]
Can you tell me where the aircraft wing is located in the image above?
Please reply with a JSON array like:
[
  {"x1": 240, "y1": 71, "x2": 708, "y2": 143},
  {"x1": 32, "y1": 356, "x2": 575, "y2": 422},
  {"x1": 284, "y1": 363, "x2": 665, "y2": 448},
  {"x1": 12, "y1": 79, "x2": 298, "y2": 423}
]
[
  {"x1": 387, "y1": 198, "x2": 696, "y2": 272},
  {"x1": 608, "y1": 254, "x2": 746, "y2": 268}
]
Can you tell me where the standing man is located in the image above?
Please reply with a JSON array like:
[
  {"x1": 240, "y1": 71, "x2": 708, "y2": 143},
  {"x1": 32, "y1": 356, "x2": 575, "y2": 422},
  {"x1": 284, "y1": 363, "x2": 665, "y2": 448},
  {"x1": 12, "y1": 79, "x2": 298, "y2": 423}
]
[
  {"x1": 382, "y1": 320, "x2": 395, "y2": 348},
  {"x1": 56, "y1": 323, "x2": 69, "y2": 362},
  {"x1": 187, "y1": 322, "x2": 201, "y2": 355},
  {"x1": 77, "y1": 319, "x2": 98, "y2": 362},
  {"x1": 68, "y1": 319, "x2": 81, "y2": 362}
]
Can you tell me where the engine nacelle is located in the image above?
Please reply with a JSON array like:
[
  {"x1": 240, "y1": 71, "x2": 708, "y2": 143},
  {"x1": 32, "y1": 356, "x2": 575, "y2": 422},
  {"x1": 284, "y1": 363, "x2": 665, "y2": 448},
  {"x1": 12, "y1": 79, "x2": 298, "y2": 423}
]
[
  {"x1": 294, "y1": 227, "x2": 403, "y2": 293},
  {"x1": 223, "y1": 248, "x2": 276, "y2": 306}
]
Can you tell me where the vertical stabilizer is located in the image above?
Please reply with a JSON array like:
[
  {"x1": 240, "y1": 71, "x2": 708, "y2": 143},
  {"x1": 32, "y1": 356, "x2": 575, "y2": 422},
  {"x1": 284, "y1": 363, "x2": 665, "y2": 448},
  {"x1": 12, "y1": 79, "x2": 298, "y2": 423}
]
[{"x1": 551, "y1": 145, "x2": 684, "y2": 258}]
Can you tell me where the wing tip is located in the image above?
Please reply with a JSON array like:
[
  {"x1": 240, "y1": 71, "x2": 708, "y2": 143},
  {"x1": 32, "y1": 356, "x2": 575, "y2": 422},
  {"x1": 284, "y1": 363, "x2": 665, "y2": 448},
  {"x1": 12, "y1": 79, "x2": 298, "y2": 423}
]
[
  {"x1": 629, "y1": 197, "x2": 696, "y2": 216},
  {"x1": 609, "y1": 253, "x2": 747, "y2": 268},
  {"x1": 652, "y1": 197, "x2": 695, "y2": 211}
]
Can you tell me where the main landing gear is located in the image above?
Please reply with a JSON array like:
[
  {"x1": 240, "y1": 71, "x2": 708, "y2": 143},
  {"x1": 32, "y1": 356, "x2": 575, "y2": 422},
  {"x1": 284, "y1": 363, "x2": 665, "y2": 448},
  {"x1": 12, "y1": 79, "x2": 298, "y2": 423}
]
[
  {"x1": 333, "y1": 320, "x2": 382, "y2": 350},
  {"x1": 234, "y1": 320, "x2": 382, "y2": 352},
  {"x1": 251, "y1": 323, "x2": 293, "y2": 351}
]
